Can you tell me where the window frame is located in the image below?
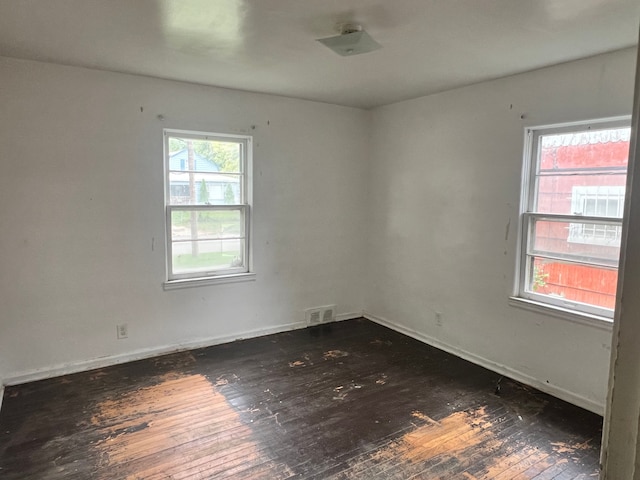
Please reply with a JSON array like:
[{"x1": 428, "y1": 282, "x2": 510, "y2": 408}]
[
  {"x1": 163, "y1": 129, "x2": 254, "y2": 288},
  {"x1": 514, "y1": 117, "x2": 630, "y2": 321}
]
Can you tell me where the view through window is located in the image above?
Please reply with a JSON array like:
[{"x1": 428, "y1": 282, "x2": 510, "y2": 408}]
[
  {"x1": 164, "y1": 130, "x2": 251, "y2": 282},
  {"x1": 518, "y1": 120, "x2": 630, "y2": 318}
]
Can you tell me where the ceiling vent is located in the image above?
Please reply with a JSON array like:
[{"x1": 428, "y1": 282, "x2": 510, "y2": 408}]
[{"x1": 317, "y1": 24, "x2": 382, "y2": 57}]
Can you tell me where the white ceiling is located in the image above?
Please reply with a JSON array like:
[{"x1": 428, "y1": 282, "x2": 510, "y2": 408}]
[{"x1": 0, "y1": 0, "x2": 638, "y2": 109}]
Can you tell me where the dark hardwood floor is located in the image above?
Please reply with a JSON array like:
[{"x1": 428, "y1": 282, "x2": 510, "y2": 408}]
[{"x1": 0, "y1": 319, "x2": 602, "y2": 479}]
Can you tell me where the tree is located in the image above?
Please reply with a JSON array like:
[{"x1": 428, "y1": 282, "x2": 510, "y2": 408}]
[
  {"x1": 169, "y1": 138, "x2": 239, "y2": 172},
  {"x1": 192, "y1": 140, "x2": 240, "y2": 172},
  {"x1": 168, "y1": 137, "x2": 186, "y2": 152},
  {"x1": 199, "y1": 179, "x2": 210, "y2": 204},
  {"x1": 187, "y1": 140, "x2": 198, "y2": 256},
  {"x1": 224, "y1": 184, "x2": 234, "y2": 204}
]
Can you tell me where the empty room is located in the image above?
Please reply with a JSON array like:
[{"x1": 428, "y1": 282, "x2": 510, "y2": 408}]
[{"x1": 2, "y1": 1, "x2": 640, "y2": 479}]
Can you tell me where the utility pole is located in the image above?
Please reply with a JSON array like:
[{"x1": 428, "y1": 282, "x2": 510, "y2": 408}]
[{"x1": 187, "y1": 140, "x2": 199, "y2": 256}]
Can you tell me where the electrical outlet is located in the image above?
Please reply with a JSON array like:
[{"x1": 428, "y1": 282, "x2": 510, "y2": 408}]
[
  {"x1": 117, "y1": 323, "x2": 128, "y2": 339},
  {"x1": 435, "y1": 312, "x2": 443, "y2": 327}
]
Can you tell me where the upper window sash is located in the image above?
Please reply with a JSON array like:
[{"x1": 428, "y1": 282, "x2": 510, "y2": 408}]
[{"x1": 524, "y1": 118, "x2": 631, "y2": 215}]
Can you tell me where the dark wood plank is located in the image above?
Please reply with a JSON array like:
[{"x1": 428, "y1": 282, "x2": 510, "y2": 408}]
[{"x1": 0, "y1": 319, "x2": 602, "y2": 479}]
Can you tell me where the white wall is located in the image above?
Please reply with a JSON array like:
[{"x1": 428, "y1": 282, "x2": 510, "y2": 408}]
[
  {"x1": 0, "y1": 57, "x2": 369, "y2": 382},
  {"x1": 366, "y1": 48, "x2": 637, "y2": 414},
  {"x1": 1, "y1": 49, "x2": 636, "y2": 416}
]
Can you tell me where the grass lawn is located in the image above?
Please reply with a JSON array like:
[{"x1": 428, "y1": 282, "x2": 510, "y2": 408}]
[
  {"x1": 173, "y1": 251, "x2": 240, "y2": 271},
  {"x1": 172, "y1": 211, "x2": 241, "y2": 237}
]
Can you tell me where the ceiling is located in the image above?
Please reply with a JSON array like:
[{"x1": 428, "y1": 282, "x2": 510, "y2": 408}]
[{"x1": 0, "y1": 0, "x2": 639, "y2": 109}]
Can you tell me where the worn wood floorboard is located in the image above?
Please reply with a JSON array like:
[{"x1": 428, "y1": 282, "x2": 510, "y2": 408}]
[{"x1": 0, "y1": 318, "x2": 602, "y2": 479}]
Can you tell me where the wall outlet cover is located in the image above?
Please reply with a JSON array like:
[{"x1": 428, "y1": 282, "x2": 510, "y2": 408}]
[{"x1": 117, "y1": 324, "x2": 128, "y2": 339}]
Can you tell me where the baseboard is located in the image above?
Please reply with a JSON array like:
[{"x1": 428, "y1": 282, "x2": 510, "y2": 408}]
[
  {"x1": 336, "y1": 311, "x2": 363, "y2": 322},
  {"x1": 364, "y1": 311, "x2": 604, "y2": 416},
  {"x1": 4, "y1": 312, "x2": 363, "y2": 388}
]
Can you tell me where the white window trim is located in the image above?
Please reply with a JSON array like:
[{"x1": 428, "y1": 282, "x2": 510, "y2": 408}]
[
  {"x1": 163, "y1": 129, "x2": 254, "y2": 288},
  {"x1": 508, "y1": 296, "x2": 613, "y2": 331},
  {"x1": 163, "y1": 272, "x2": 256, "y2": 291},
  {"x1": 513, "y1": 116, "x2": 630, "y2": 322}
]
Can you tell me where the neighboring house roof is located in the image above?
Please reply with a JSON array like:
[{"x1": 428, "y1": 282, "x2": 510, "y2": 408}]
[{"x1": 169, "y1": 149, "x2": 219, "y2": 172}]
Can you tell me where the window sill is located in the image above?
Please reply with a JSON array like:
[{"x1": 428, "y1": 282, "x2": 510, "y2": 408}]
[
  {"x1": 508, "y1": 296, "x2": 614, "y2": 331},
  {"x1": 163, "y1": 273, "x2": 256, "y2": 291}
]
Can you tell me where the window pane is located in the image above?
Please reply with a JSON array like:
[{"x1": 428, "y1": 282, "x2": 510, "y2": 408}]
[
  {"x1": 168, "y1": 172, "x2": 241, "y2": 205},
  {"x1": 167, "y1": 137, "x2": 242, "y2": 174},
  {"x1": 527, "y1": 256, "x2": 617, "y2": 310},
  {"x1": 536, "y1": 173, "x2": 626, "y2": 215},
  {"x1": 534, "y1": 127, "x2": 629, "y2": 214},
  {"x1": 171, "y1": 209, "x2": 243, "y2": 241},
  {"x1": 531, "y1": 218, "x2": 621, "y2": 263},
  {"x1": 172, "y1": 239, "x2": 245, "y2": 274}
]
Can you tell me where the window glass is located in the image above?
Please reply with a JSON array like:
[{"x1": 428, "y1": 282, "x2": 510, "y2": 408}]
[
  {"x1": 165, "y1": 131, "x2": 251, "y2": 282},
  {"x1": 517, "y1": 121, "x2": 630, "y2": 317}
]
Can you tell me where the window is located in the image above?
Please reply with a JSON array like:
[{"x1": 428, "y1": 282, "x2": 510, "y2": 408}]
[
  {"x1": 164, "y1": 129, "x2": 252, "y2": 284},
  {"x1": 568, "y1": 186, "x2": 625, "y2": 246},
  {"x1": 516, "y1": 119, "x2": 630, "y2": 318}
]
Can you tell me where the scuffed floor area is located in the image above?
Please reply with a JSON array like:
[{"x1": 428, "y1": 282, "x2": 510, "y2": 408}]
[{"x1": 0, "y1": 319, "x2": 601, "y2": 479}]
